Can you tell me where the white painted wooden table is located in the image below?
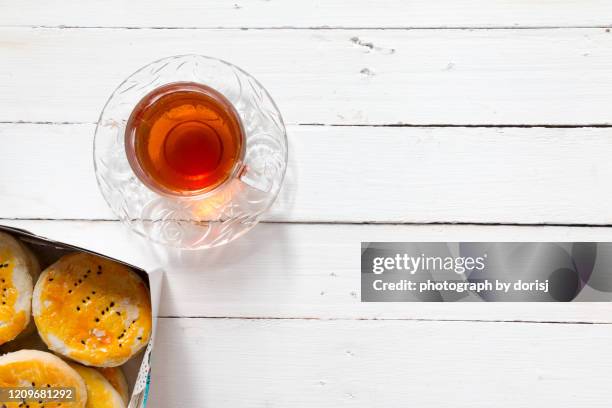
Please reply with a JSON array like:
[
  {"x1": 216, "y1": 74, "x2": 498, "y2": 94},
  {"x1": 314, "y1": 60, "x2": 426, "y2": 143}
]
[{"x1": 1, "y1": 2, "x2": 612, "y2": 406}]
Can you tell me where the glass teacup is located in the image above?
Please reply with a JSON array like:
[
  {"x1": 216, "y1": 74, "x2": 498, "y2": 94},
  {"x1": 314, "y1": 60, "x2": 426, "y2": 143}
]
[{"x1": 94, "y1": 55, "x2": 288, "y2": 249}]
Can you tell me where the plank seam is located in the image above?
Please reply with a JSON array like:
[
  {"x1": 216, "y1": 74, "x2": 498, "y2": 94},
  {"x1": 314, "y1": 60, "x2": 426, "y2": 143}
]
[
  {"x1": 0, "y1": 121, "x2": 93, "y2": 125},
  {"x1": 299, "y1": 123, "x2": 612, "y2": 129},
  {"x1": 158, "y1": 316, "x2": 612, "y2": 325},
  {"x1": 1, "y1": 218, "x2": 612, "y2": 228},
  {"x1": 1, "y1": 25, "x2": 611, "y2": 30},
  {"x1": 2, "y1": 121, "x2": 612, "y2": 129}
]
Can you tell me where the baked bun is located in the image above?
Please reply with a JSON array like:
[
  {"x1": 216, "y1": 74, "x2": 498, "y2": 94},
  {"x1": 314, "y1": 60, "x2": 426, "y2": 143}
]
[
  {"x1": 0, "y1": 232, "x2": 40, "y2": 345},
  {"x1": 70, "y1": 364, "x2": 126, "y2": 408},
  {"x1": 33, "y1": 253, "x2": 152, "y2": 367},
  {"x1": 0, "y1": 349, "x2": 87, "y2": 407},
  {"x1": 98, "y1": 367, "x2": 129, "y2": 405}
]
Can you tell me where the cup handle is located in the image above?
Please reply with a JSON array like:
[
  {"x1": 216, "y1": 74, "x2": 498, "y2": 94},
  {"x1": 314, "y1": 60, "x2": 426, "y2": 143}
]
[{"x1": 239, "y1": 163, "x2": 273, "y2": 193}]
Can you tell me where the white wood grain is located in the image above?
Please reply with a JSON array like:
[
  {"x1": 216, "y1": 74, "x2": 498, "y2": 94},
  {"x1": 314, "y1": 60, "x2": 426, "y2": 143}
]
[
  {"x1": 2, "y1": 0, "x2": 611, "y2": 29},
  {"x1": 1, "y1": 27, "x2": 611, "y2": 125},
  {"x1": 2, "y1": 4, "x2": 611, "y2": 407},
  {"x1": 4, "y1": 219, "x2": 612, "y2": 322},
  {"x1": 148, "y1": 318, "x2": 612, "y2": 407},
  {"x1": 2, "y1": 123, "x2": 612, "y2": 224}
]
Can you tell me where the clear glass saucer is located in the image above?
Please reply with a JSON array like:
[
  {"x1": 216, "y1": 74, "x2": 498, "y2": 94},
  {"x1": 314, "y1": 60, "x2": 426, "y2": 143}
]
[{"x1": 93, "y1": 55, "x2": 288, "y2": 249}]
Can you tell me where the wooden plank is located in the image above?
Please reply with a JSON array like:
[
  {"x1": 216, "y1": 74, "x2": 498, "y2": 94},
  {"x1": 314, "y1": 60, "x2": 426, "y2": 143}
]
[
  {"x1": 2, "y1": 123, "x2": 612, "y2": 224},
  {"x1": 4, "y1": 219, "x2": 612, "y2": 322},
  {"x1": 148, "y1": 318, "x2": 612, "y2": 407},
  {"x1": 0, "y1": 27, "x2": 611, "y2": 125},
  {"x1": 1, "y1": 1, "x2": 611, "y2": 29}
]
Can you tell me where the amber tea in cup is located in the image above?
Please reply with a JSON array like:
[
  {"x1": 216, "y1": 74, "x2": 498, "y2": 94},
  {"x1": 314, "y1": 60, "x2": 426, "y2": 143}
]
[{"x1": 125, "y1": 82, "x2": 245, "y2": 196}]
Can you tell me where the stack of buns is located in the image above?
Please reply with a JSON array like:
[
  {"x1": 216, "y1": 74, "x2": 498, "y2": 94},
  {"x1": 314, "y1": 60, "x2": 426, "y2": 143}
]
[{"x1": 0, "y1": 232, "x2": 152, "y2": 408}]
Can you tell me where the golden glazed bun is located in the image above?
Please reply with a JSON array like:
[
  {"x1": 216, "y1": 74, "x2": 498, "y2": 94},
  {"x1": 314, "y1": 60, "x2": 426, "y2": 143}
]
[
  {"x1": 33, "y1": 253, "x2": 152, "y2": 367},
  {"x1": 98, "y1": 367, "x2": 129, "y2": 405},
  {"x1": 70, "y1": 364, "x2": 126, "y2": 408},
  {"x1": 0, "y1": 232, "x2": 41, "y2": 345},
  {"x1": 0, "y1": 349, "x2": 87, "y2": 408}
]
